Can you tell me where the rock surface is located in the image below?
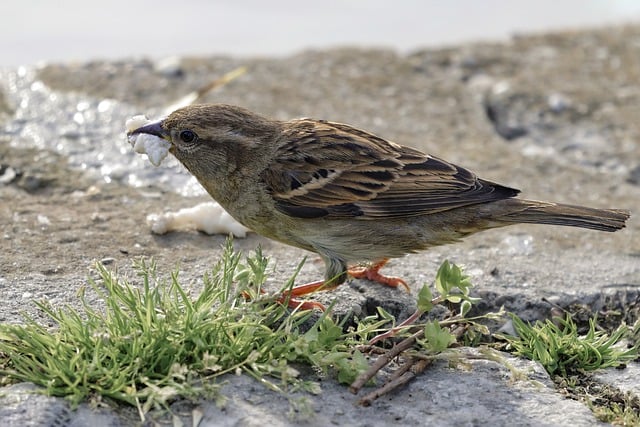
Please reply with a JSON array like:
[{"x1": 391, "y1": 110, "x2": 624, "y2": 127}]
[{"x1": 1, "y1": 25, "x2": 639, "y2": 426}]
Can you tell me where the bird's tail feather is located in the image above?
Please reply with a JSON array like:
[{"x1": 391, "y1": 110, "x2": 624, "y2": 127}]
[{"x1": 496, "y1": 200, "x2": 630, "y2": 232}]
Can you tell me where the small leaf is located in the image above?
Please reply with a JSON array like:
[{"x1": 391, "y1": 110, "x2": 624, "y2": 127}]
[
  {"x1": 434, "y1": 260, "x2": 451, "y2": 295},
  {"x1": 422, "y1": 320, "x2": 456, "y2": 352},
  {"x1": 460, "y1": 300, "x2": 472, "y2": 316},
  {"x1": 445, "y1": 295, "x2": 462, "y2": 304},
  {"x1": 465, "y1": 296, "x2": 482, "y2": 305},
  {"x1": 416, "y1": 285, "x2": 433, "y2": 312},
  {"x1": 336, "y1": 350, "x2": 369, "y2": 384}
]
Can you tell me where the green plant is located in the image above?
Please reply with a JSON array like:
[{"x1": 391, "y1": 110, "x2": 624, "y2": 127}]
[
  {"x1": 501, "y1": 313, "x2": 637, "y2": 376},
  {"x1": 0, "y1": 240, "x2": 382, "y2": 419},
  {"x1": 0, "y1": 241, "x2": 508, "y2": 418}
]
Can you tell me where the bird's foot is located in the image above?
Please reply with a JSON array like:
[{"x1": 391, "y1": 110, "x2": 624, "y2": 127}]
[
  {"x1": 243, "y1": 287, "x2": 327, "y2": 311},
  {"x1": 348, "y1": 259, "x2": 410, "y2": 292},
  {"x1": 277, "y1": 279, "x2": 334, "y2": 311},
  {"x1": 277, "y1": 295, "x2": 326, "y2": 311}
]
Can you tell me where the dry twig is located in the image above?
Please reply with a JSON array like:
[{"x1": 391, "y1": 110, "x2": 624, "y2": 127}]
[
  {"x1": 350, "y1": 329, "x2": 424, "y2": 394},
  {"x1": 358, "y1": 358, "x2": 432, "y2": 406}
]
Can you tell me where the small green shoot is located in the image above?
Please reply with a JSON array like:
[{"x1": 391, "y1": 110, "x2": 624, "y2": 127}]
[
  {"x1": 382, "y1": 259, "x2": 487, "y2": 351},
  {"x1": 501, "y1": 313, "x2": 638, "y2": 376},
  {"x1": 421, "y1": 320, "x2": 456, "y2": 353}
]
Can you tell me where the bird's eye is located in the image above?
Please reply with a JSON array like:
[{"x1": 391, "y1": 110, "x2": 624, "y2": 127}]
[{"x1": 179, "y1": 130, "x2": 197, "y2": 143}]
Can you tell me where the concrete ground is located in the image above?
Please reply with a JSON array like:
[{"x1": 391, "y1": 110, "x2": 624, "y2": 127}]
[{"x1": 1, "y1": 24, "x2": 639, "y2": 426}]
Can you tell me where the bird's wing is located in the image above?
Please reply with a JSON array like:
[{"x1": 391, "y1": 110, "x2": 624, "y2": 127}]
[{"x1": 261, "y1": 119, "x2": 519, "y2": 219}]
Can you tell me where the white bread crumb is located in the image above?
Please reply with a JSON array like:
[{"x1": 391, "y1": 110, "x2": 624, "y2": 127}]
[{"x1": 147, "y1": 202, "x2": 250, "y2": 237}]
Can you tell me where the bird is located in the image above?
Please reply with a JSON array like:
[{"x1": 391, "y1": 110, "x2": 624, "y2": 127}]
[{"x1": 129, "y1": 103, "x2": 630, "y2": 310}]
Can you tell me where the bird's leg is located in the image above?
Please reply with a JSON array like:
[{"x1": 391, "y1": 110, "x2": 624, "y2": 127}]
[
  {"x1": 242, "y1": 280, "x2": 329, "y2": 311},
  {"x1": 276, "y1": 279, "x2": 344, "y2": 311},
  {"x1": 245, "y1": 267, "x2": 344, "y2": 311},
  {"x1": 278, "y1": 295, "x2": 326, "y2": 311},
  {"x1": 348, "y1": 259, "x2": 410, "y2": 292},
  {"x1": 279, "y1": 280, "x2": 329, "y2": 311}
]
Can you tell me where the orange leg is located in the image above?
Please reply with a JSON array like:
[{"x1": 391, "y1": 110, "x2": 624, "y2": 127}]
[
  {"x1": 246, "y1": 259, "x2": 409, "y2": 311},
  {"x1": 243, "y1": 280, "x2": 338, "y2": 311},
  {"x1": 348, "y1": 259, "x2": 410, "y2": 292},
  {"x1": 276, "y1": 279, "x2": 338, "y2": 311}
]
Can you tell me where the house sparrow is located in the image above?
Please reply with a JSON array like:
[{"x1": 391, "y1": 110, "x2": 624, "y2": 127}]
[{"x1": 129, "y1": 104, "x2": 630, "y2": 310}]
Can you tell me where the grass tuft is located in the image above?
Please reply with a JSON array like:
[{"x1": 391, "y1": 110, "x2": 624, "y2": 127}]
[
  {"x1": 501, "y1": 313, "x2": 638, "y2": 377},
  {"x1": 0, "y1": 239, "x2": 380, "y2": 417}
]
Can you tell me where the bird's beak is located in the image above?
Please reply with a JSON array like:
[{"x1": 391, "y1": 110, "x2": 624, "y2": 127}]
[{"x1": 128, "y1": 120, "x2": 170, "y2": 141}]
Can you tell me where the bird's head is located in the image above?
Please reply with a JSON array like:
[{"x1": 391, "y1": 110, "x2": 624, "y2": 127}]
[{"x1": 128, "y1": 103, "x2": 282, "y2": 183}]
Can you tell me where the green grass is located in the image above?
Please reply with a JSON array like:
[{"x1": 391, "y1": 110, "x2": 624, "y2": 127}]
[
  {"x1": 501, "y1": 313, "x2": 637, "y2": 377},
  {"x1": 0, "y1": 240, "x2": 385, "y2": 417},
  {"x1": 0, "y1": 238, "x2": 637, "y2": 423},
  {"x1": 0, "y1": 240, "x2": 483, "y2": 419},
  {"x1": 499, "y1": 311, "x2": 640, "y2": 425}
]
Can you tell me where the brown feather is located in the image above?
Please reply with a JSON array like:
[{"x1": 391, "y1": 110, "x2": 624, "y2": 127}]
[{"x1": 262, "y1": 119, "x2": 519, "y2": 219}]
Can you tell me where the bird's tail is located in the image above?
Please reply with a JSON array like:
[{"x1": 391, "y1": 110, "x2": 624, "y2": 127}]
[{"x1": 494, "y1": 199, "x2": 630, "y2": 232}]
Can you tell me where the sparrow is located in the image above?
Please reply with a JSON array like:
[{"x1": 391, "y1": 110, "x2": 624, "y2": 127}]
[{"x1": 129, "y1": 104, "x2": 630, "y2": 310}]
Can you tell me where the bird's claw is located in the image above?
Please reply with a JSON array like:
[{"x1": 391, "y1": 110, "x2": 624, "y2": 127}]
[{"x1": 349, "y1": 260, "x2": 410, "y2": 292}]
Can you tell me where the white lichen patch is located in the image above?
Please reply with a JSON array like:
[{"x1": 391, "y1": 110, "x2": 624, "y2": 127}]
[
  {"x1": 126, "y1": 115, "x2": 171, "y2": 166},
  {"x1": 147, "y1": 202, "x2": 251, "y2": 238}
]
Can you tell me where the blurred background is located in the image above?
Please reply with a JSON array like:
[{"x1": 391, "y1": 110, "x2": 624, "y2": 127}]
[{"x1": 2, "y1": 0, "x2": 640, "y2": 67}]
